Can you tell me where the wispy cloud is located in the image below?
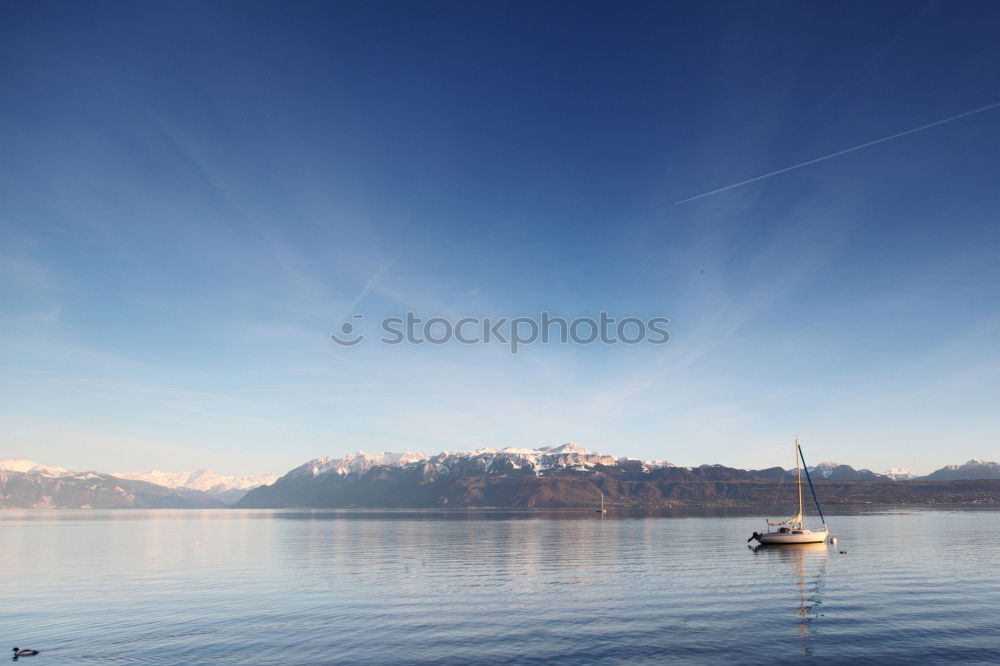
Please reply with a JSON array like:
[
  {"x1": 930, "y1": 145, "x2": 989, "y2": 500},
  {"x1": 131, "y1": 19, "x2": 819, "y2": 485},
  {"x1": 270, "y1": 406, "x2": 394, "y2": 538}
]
[
  {"x1": 0, "y1": 256, "x2": 63, "y2": 291},
  {"x1": 1, "y1": 305, "x2": 62, "y2": 327}
]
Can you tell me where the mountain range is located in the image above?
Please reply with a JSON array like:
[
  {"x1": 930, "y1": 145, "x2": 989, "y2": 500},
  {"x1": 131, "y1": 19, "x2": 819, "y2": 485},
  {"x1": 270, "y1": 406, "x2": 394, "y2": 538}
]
[
  {"x1": 114, "y1": 468, "x2": 278, "y2": 503},
  {"x1": 3, "y1": 448, "x2": 999, "y2": 509},
  {"x1": 923, "y1": 459, "x2": 1000, "y2": 481},
  {"x1": 0, "y1": 458, "x2": 273, "y2": 509},
  {"x1": 236, "y1": 445, "x2": 1000, "y2": 509},
  {"x1": 0, "y1": 467, "x2": 220, "y2": 510}
]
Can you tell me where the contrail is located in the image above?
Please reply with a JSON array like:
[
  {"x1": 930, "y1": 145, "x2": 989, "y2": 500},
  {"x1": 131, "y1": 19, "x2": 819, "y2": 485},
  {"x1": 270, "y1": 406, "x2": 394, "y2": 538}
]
[
  {"x1": 339, "y1": 254, "x2": 398, "y2": 321},
  {"x1": 674, "y1": 100, "x2": 1000, "y2": 205}
]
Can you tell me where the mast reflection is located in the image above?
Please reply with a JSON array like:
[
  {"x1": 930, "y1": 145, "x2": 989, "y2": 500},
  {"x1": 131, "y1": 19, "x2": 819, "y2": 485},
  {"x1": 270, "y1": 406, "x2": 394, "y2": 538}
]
[{"x1": 751, "y1": 542, "x2": 829, "y2": 655}]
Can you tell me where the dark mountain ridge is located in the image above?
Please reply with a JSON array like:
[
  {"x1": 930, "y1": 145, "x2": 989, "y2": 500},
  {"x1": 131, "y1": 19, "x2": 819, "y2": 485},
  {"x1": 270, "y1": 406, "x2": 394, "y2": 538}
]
[{"x1": 238, "y1": 447, "x2": 1000, "y2": 509}]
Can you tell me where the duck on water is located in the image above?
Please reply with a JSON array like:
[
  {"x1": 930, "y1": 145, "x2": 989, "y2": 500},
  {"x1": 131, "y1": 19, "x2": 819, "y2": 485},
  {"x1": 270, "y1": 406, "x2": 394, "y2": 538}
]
[
  {"x1": 748, "y1": 439, "x2": 831, "y2": 546},
  {"x1": 12, "y1": 647, "x2": 40, "y2": 658}
]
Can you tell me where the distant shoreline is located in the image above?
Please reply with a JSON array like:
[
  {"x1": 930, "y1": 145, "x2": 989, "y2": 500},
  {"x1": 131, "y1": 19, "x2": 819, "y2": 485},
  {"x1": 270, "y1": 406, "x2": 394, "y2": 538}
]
[
  {"x1": 4, "y1": 503, "x2": 1000, "y2": 516},
  {"x1": 5, "y1": 467, "x2": 999, "y2": 510},
  {"x1": 235, "y1": 476, "x2": 1000, "y2": 510}
]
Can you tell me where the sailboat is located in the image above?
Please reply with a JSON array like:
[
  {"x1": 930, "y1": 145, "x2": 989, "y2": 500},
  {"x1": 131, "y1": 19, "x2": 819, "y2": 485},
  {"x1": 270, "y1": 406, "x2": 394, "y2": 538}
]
[
  {"x1": 749, "y1": 439, "x2": 829, "y2": 545},
  {"x1": 596, "y1": 492, "x2": 607, "y2": 514}
]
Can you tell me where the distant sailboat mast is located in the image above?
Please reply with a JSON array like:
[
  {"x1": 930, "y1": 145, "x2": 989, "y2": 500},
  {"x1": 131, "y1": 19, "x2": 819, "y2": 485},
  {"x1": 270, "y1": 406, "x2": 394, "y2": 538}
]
[{"x1": 596, "y1": 491, "x2": 607, "y2": 513}]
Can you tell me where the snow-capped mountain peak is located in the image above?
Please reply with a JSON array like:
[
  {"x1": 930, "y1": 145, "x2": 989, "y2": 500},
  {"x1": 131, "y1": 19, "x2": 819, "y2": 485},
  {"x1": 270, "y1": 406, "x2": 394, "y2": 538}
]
[
  {"x1": 808, "y1": 461, "x2": 841, "y2": 478},
  {"x1": 115, "y1": 468, "x2": 279, "y2": 495},
  {"x1": 924, "y1": 458, "x2": 1000, "y2": 480},
  {"x1": 286, "y1": 444, "x2": 621, "y2": 481},
  {"x1": 884, "y1": 468, "x2": 915, "y2": 481},
  {"x1": 0, "y1": 458, "x2": 71, "y2": 477},
  {"x1": 543, "y1": 443, "x2": 593, "y2": 455},
  {"x1": 291, "y1": 451, "x2": 431, "y2": 478}
]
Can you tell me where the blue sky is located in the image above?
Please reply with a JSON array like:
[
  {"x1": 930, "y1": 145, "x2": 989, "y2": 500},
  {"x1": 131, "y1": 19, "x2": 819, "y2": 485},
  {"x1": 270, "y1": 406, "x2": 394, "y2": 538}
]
[{"x1": 2, "y1": 1, "x2": 998, "y2": 475}]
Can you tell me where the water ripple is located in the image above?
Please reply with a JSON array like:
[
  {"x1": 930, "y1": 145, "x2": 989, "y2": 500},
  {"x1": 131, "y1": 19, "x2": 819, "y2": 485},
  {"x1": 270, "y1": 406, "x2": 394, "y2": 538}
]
[{"x1": 3, "y1": 509, "x2": 1000, "y2": 664}]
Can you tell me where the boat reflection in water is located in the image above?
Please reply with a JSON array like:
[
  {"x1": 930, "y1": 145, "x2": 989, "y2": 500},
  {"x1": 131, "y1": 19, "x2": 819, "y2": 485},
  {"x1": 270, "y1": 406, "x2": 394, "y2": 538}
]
[{"x1": 751, "y1": 542, "x2": 830, "y2": 656}]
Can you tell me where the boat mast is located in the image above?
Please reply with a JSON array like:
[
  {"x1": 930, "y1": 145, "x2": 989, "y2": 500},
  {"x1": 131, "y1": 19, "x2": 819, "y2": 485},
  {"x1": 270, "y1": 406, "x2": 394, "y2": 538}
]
[
  {"x1": 795, "y1": 438, "x2": 804, "y2": 528},
  {"x1": 797, "y1": 441, "x2": 828, "y2": 530},
  {"x1": 766, "y1": 438, "x2": 809, "y2": 529}
]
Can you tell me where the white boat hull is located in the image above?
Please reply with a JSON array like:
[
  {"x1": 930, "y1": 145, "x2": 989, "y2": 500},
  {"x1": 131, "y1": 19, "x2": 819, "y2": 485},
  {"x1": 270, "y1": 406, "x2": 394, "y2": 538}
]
[{"x1": 756, "y1": 529, "x2": 828, "y2": 545}]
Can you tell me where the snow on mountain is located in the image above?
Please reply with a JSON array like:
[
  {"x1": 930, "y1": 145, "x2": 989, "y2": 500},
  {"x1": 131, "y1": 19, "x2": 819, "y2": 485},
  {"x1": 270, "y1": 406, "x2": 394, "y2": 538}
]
[
  {"x1": 0, "y1": 471, "x2": 223, "y2": 509},
  {"x1": 116, "y1": 468, "x2": 278, "y2": 501},
  {"x1": 0, "y1": 458, "x2": 71, "y2": 477},
  {"x1": 443, "y1": 444, "x2": 614, "y2": 472},
  {"x1": 285, "y1": 444, "x2": 628, "y2": 481},
  {"x1": 289, "y1": 451, "x2": 432, "y2": 478},
  {"x1": 436, "y1": 443, "x2": 627, "y2": 476},
  {"x1": 808, "y1": 461, "x2": 841, "y2": 479},
  {"x1": 947, "y1": 459, "x2": 998, "y2": 470},
  {"x1": 884, "y1": 468, "x2": 915, "y2": 481},
  {"x1": 442, "y1": 443, "x2": 597, "y2": 459},
  {"x1": 0, "y1": 458, "x2": 275, "y2": 501},
  {"x1": 544, "y1": 443, "x2": 593, "y2": 455},
  {"x1": 924, "y1": 459, "x2": 1000, "y2": 480},
  {"x1": 0, "y1": 455, "x2": 273, "y2": 506},
  {"x1": 804, "y1": 461, "x2": 886, "y2": 481}
]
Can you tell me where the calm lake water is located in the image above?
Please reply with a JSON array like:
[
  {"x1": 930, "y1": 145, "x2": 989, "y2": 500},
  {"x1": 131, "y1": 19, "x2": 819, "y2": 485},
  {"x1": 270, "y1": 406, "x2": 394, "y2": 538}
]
[{"x1": 3, "y1": 508, "x2": 999, "y2": 664}]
